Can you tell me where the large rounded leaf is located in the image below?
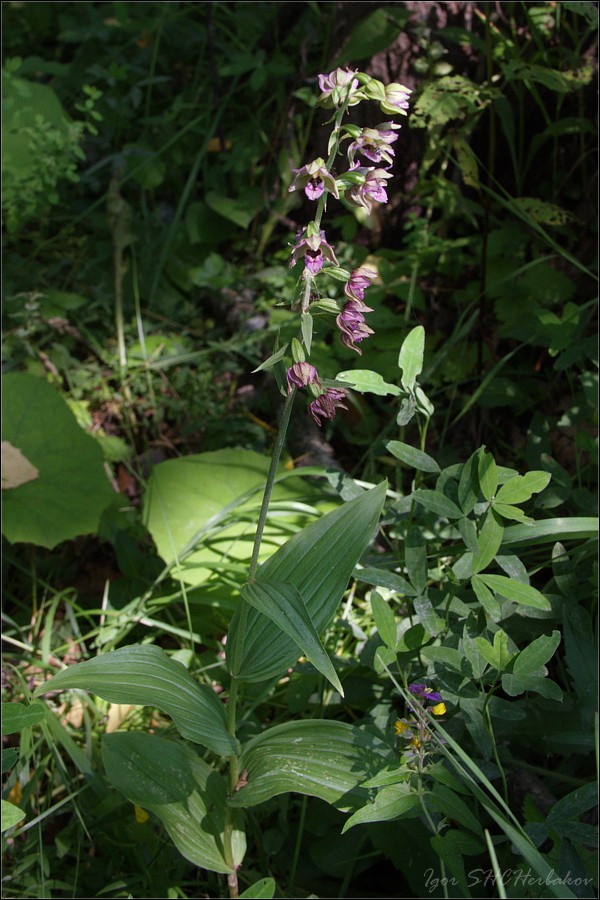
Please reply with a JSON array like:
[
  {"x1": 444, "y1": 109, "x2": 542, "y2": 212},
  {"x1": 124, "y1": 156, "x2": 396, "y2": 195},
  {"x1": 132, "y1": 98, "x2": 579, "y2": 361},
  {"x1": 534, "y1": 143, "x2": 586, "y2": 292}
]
[
  {"x1": 2, "y1": 373, "x2": 113, "y2": 548},
  {"x1": 228, "y1": 719, "x2": 394, "y2": 812},
  {"x1": 143, "y1": 448, "x2": 330, "y2": 586}
]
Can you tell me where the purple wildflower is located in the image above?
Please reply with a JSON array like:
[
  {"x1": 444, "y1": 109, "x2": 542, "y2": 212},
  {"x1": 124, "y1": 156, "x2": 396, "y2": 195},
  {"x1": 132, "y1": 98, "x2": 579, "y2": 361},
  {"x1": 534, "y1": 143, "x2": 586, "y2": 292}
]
[
  {"x1": 286, "y1": 362, "x2": 321, "y2": 394},
  {"x1": 289, "y1": 158, "x2": 339, "y2": 201},
  {"x1": 308, "y1": 388, "x2": 348, "y2": 426},
  {"x1": 336, "y1": 298, "x2": 374, "y2": 355},
  {"x1": 317, "y1": 68, "x2": 361, "y2": 108},
  {"x1": 347, "y1": 167, "x2": 392, "y2": 215},
  {"x1": 290, "y1": 227, "x2": 339, "y2": 274},
  {"x1": 380, "y1": 83, "x2": 412, "y2": 117},
  {"x1": 408, "y1": 683, "x2": 443, "y2": 704},
  {"x1": 344, "y1": 265, "x2": 378, "y2": 302},
  {"x1": 347, "y1": 125, "x2": 399, "y2": 166}
]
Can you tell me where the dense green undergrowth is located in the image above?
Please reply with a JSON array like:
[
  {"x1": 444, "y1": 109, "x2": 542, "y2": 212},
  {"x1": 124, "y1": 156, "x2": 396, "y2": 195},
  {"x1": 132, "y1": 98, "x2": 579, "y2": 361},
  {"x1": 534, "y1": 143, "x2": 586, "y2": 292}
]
[{"x1": 2, "y1": 3, "x2": 598, "y2": 899}]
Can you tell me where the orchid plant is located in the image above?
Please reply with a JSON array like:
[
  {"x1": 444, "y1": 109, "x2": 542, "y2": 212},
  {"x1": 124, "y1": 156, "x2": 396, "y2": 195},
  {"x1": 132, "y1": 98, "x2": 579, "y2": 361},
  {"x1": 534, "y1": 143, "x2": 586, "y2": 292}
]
[{"x1": 30, "y1": 68, "x2": 415, "y2": 897}]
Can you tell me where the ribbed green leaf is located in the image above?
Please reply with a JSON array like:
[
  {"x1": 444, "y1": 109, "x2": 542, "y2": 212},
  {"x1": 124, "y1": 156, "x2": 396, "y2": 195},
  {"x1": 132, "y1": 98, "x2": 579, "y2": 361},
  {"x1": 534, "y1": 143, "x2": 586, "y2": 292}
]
[
  {"x1": 34, "y1": 645, "x2": 237, "y2": 757},
  {"x1": 241, "y1": 579, "x2": 344, "y2": 695},
  {"x1": 103, "y1": 732, "x2": 196, "y2": 806},
  {"x1": 228, "y1": 719, "x2": 394, "y2": 812},
  {"x1": 103, "y1": 732, "x2": 244, "y2": 874},
  {"x1": 227, "y1": 483, "x2": 386, "y2": 682}
]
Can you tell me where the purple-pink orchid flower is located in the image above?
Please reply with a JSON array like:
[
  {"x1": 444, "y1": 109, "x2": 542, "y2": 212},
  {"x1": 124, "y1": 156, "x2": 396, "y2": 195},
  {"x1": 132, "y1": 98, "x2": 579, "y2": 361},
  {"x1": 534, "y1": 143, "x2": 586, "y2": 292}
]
[
  {"x1": 317, "y1": 67, "x2": 361, "y2": 108},
  {"x1": 346, "y1": 167, "x2": 392, "y2": 215},
  {"x1": 380, "y1": 83, "x2": 412, "y2": 117},
  {"x1": 289, "y1": 158, "x2": 339, "y2": 201},
  {"x1": 290, "y1": 227, "x2": 339, "y2": 274},
  {"x1": 347, "y1": 125, "x2": 399, "y2": 167}
]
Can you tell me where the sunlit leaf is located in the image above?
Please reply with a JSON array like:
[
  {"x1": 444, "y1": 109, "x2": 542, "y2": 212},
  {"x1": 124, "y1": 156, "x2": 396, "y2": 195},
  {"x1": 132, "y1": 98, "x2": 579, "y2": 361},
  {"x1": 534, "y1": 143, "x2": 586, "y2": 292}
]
[
  {"x1": 228, "y1": 483, "x2": 386, "y2": 683},
  {"x1": 34, "y1": 645, "x2": 237, "y2": 757},
  {"x1": 228, "y1": 719, "x2": 394, "y2": 812}
]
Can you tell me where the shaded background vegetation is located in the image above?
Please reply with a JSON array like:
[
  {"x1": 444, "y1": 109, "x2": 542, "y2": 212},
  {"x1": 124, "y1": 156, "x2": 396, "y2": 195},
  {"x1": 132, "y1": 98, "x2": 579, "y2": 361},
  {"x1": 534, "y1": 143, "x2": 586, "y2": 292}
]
[{"x1": 2, "y1": 2, "x2": 597, "y2": 898}]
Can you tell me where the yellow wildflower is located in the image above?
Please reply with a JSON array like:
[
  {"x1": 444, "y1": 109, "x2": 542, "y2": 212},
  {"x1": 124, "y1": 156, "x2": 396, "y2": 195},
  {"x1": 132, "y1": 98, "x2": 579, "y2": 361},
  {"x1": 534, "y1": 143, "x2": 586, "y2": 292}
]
[
  {"x1": 432, "y1": 702, "x2": 447, "y2": 716},
  {"x1": 394, "y1": 719, "x2": 410, "y2": 735}
]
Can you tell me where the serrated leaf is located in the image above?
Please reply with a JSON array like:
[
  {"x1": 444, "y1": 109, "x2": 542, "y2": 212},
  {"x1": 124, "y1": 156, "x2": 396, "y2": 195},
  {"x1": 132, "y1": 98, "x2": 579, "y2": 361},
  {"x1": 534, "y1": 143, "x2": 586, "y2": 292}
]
[
  {"x1": 335, "y1": 369, "x2": 401, "y2": 396},
  {"x1": 371, "y1": 591, "x2": 397, "y2": 651},
  {"x1": 495, "y1": 471, "x2": 551, "y2": 505},
  {"x1": 334, "y1": 7, "x2": 406, "y2": 65},
  {"x1": 34, "y1": 645, "x2": 237, "y2": 757},
  {"x1": 398, "y1": 326, "x2": 425, "y2": 392},
  {"x1": 1, "y1": 702, "x2": 45, "y2": 735},
  {"x1": 513, "y1": 630, "x2": 561, "y2": 676},
  {"x1": 477, "y1": 574, "x2": 550, "y2": 610},
  {"x1": 228, "y1": 720, "x2": 393, "y2": 812},
  {"x1": 227, "y1": 483, "x2": 386, "y2": 683},
  {"x1": 241, "y1": 579, "x2": 343, "y2": 696},
  {"x1": 103, "y1": 733, "x2": 244, "y2": 874},
  {"x1": 386, "y1": 441, "x2": 440, "y2": 473}
]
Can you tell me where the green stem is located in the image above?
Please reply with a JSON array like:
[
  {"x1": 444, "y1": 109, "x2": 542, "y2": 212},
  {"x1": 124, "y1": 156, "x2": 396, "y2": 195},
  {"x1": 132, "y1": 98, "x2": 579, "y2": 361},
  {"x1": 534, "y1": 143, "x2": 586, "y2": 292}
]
[{"x1": 224, "y1": 387, "x2": 297, "y2": 896}]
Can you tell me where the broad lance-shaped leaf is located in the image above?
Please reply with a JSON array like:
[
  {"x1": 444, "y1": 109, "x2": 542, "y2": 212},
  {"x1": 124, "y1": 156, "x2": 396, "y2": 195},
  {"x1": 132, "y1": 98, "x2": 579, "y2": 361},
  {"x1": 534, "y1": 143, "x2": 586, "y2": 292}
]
[
  {"x1": 227, "y1": 482, "x2": 386, "y2": 683},
  {"x1": 227, "y1": 719, "x2": 394, "y2": 812},
  {"x1": 241, "y1": 579, "x2": 344, "y2": 696},
  {"x1": 102, "y1": 732, "x2": 245, "y2": 874},
  {"x1": 34, "y1": 645, "x2": 237, "y2": 757}
]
